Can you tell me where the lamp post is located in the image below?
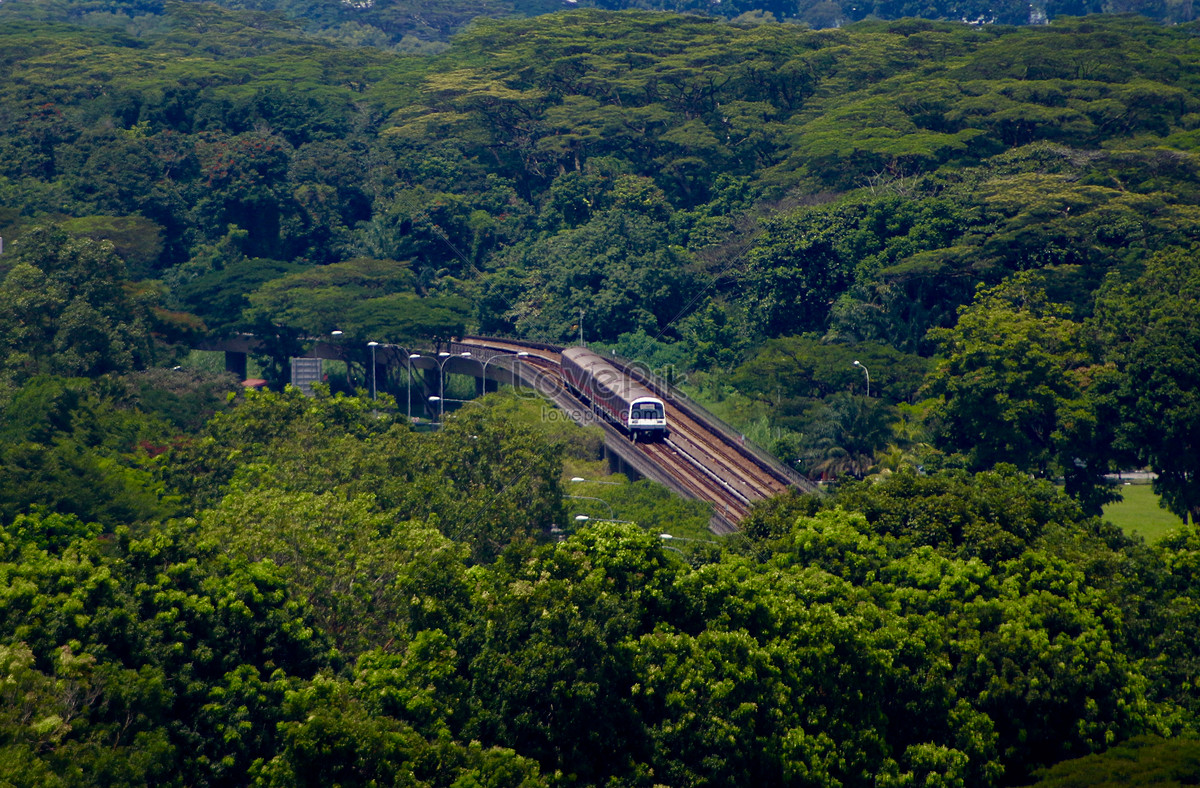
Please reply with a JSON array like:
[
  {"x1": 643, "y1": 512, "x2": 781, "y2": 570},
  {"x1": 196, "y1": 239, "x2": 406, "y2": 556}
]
[
  {"x1": 367, "y1": 341, "x2": 379, "y2": 400},
  {"x1": 566, "y1": 495, "x2": 614, "y2": 520},
  {"x1": 480, "y1": 351, "x2": 530, "y2": 393},
  {"x1": 436, "y1": 351, "x2": 472, "y2": 421},
  {"x1": 658, "y1": 533, "x2": 717, "y2": 555},
  {"x1": 406, "y1": 352, "x2": 420, "y2": 423},
  {"x1": 428, "y1": 394, "x2": 471, "y2": 421},
  {"x1": 329, "y1": 330, "x2": 350, "y2": 389},
  {"x1": 852, "y1": 359, "x2": 870, "y2": 398},
  {"x1": 436, "y1": 352, "x2": 451, "y2": 422},
  {"x1": 573, "y1": 514, "x2": 633, "y2": 525},
  {"x1": 386, "y1": 344, "x2": 422, "y2": 423},
  {"x1": 578, "y1": 307, "x2": 585, "y2": 346},
  {"x1": 569, "y1": 476, "x2": 623, "y2": 486},
  {"x1": 372, "y1": 342, "x2": 422, "y2": 421},
  {"x1": 659, "y1": 533, "x2": 715, "y2": 545}
]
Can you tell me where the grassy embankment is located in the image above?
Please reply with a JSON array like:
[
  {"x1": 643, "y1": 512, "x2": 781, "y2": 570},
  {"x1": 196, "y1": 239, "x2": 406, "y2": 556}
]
[{"x1": 1104, "y1": 483, "x2": 1187, "y2": 543}]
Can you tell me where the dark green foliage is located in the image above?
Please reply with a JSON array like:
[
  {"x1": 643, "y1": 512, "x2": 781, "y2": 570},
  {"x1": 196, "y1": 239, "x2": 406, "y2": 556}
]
[
  {"x1": 732, "y1": 336, "x2": 929, "y2": 409},
  {"x1": 1027, "y1": 735, "x2": 1200, "y2": 787},
  {"x1": 0, "y1": 226, "x2": 156, "y2": 386},
  {"x1": 115, "y1": 367, "x2": 238, "y2": 433},
  {"x1": 2, "y1": 8, "x2": 1200, "y2": 785},
  {"x1": 58, "y1": 214, "x2": 166, "y2": 277},
  {"x1": 1116, "y1": 315, "x2": 1200, "y2": 522},
  {"x1": 0, "y1": 376, "x2": 174, "y2": 526},
  {"x1": 480, "y1": 210, "x2": 707, "y2": 343},
  {"x1": 173, "y1": 256, "x2": 304, "y2": 333},
  {"x1": 1095, "y1": 246, "x2": 1200, "y2": 523},
  {"x1": 830, "y1": 465, "x2": 1097, "y2": 563},
  {"x1": 3, "y1": 8, "x2": 1200, "y2": 380}
]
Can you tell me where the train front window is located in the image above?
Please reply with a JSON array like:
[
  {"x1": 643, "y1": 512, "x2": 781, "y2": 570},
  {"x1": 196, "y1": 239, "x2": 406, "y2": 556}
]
[{"x1": 632, "y1": 402, "x2": 663, "y2": 420}]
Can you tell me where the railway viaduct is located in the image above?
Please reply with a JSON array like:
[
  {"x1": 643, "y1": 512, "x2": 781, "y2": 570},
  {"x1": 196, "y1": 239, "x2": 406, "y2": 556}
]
[{"x1": 196, "y1": 333, "x2": 817, "y2": 533}]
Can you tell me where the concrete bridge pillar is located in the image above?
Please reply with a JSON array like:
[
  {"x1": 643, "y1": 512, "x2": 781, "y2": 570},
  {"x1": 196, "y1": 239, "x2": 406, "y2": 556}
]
[
  {"x1": 604, "y1": 444, "x2": 643, "y2": 481},
  {"x1": 225, "y1": 351, "x2": 247, "y2": 380},
  {"x1": 423, "y1": 368, "x2": 439, "y2": 418}
]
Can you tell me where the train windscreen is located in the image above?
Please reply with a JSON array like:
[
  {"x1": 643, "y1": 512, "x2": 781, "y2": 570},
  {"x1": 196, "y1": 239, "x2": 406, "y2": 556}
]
[{"x1": 631, "y1": 401, "x2": 664, "y2": 420}]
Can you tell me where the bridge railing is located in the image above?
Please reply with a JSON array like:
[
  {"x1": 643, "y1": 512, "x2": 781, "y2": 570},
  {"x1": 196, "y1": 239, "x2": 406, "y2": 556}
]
[
  {"x1": 666, "y1": 383, "x2": 815, "y2": 491},
  {"x1": 445, "y1": 336, "x2": 818, "y2": 494},
  {"x1": 588, "y1": 348, "x2": 816, "y2": 493}
]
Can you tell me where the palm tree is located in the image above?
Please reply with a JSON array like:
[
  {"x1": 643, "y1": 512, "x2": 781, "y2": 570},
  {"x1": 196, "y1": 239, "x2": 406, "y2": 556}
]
[{"x1": 803, "y1": 393, "x2": 896, "y2": 480}]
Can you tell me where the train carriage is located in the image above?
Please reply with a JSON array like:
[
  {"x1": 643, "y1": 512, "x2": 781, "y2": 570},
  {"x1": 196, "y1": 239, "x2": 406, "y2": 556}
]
[{"x1": 561, "y1": 347, "x2": 668, "y2": 441}]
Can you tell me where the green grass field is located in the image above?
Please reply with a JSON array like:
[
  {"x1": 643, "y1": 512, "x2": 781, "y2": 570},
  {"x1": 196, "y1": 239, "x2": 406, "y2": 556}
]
[{"x1": 1103, "y1": 483, "x2": 1187, "y2": 543}]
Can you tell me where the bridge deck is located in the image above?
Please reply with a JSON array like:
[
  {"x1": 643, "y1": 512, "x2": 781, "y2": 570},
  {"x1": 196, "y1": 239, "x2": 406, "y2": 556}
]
[{"x1": 197, "y1": 333, "x2": 815, "y2": 531}]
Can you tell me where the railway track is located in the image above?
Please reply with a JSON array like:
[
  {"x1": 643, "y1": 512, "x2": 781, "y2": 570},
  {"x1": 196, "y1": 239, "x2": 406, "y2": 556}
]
[
  {"x1": 197, "y1": 333, "x2": 803, "y2": 529},
  {"x1": 457, "y1": 336, "x2": 811, "y2": 531}
]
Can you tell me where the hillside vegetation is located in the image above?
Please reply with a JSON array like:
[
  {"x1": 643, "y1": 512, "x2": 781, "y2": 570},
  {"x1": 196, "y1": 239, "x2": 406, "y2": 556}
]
[
  {"x1": 3, "y1": 5, "x2": 1200, "y2": 784},
  {"x1": 3, "y1": 5, "x2": 1200, "y2": 517}
]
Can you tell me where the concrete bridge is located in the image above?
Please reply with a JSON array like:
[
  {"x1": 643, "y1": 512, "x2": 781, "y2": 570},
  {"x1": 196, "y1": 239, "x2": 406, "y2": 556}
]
[{"x1": 196, "y1": 333, "x2": 815, "y2": 531}]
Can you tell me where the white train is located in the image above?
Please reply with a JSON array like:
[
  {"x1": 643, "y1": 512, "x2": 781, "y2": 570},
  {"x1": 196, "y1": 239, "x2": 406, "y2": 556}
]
[{"x1": 561, "y1": 347, "x2": 668, "y2": 441}]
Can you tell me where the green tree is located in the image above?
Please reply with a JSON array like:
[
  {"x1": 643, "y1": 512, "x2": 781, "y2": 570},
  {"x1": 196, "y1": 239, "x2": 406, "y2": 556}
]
[
  {"x1": 740, "y1": 206, "x2": 859, "y2": 338},
  {"x1": 0, "y1": 376, "x2": 174, "y2": 526},
  {"x1": 927, "y1": 275, "x2": 1117, "y2": 512},
  {"x1": 486, "y1": 211, "x2": 706, "y2": 343},
  {"x1": 1117, "y1": 319, "x2": 1200, "y2": 523},
  {"x1": 198, "y1": 488, "x2": 467, "y2": 656},
  {"x1": 1096, "y1": 246, "x2": 1200, "y2": 523},
  {"x1": 173, "y1": 256, "x2": 303, "y2": 333},
  {"x1": 461, "y1": 525, "x2": 670, "y2": 783},
  {"x1": 801, "y1": 393, "x2": 897, "y2": 480},
  {"x1": 828, "y1": 465, "x2": 1098, "y2": 563},
  {"x1": 0, "y1": 226, "x2": 155, "y2": 385},
  {"x1": 1025, "y1": 735, "x2": 1200, "y2": 788},
  {"x1": 731, "y1": 336, "x2": 930, "y2": 407}
]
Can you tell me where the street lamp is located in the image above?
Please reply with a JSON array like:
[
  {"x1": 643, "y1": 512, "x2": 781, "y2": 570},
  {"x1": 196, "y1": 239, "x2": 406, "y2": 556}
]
[
  {"x1": 569, "y1": 476, "x2": 623, "y2": 486},
  {"x1": 480, "y1": 351, "x2": 530, "y2": 393},
  {"x1": 329, "y1": 330, "x2": 351, "y2": 388},
  {"x1": 658, "y1": 533, "x2": 717, "y2": 557},
  {"x1": 436, "y1": 352, "x2": 451, "y2": 421},
  {"x1": 406, "y1": 353, "x2": 421, "y2": 423},
  {"x1": 566, "y1": 494, "x2": 614, "y2": 520},
  {"x1": 382, "y1": 344, "x2": 422, "y2": 423},
  {"x1": 573, "y1": 514, "x2": 633, "y2": 525},
  {"x1": 436, "y1": 351, "x2": 472, "y2": 421},
  {"x1": 659, "y1": 533, "x2": 717, "y2": 546},
  {"x1": 578, "y1": 307, "x2": 585, "y2": 346},
  {"x1": 852, "y1": 359, "x2": 870, "y2": 398},
  {"x1": 367, "y1": 341, "x2": 379, "y2": 400}
]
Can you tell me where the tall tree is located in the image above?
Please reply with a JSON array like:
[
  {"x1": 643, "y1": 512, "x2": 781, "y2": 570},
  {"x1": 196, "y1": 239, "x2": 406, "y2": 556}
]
[
  {"x1": 926, "y1": 275, "x2": 1117, "y2": 512},
  {"x1": 0, "y1": 226, "x2": 154, "y2": 386},
  {"x1": 1097, "y1": 246, "x2": 1200, "y2": 523}
]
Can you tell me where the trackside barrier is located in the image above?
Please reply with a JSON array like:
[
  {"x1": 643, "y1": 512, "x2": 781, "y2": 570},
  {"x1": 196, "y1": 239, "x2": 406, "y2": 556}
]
[
  {"x1": 590, "y1": 349, "x2": 818, "y2": 495},
  {"x1": 458, "y1": 336, "x2": 816, "y2": 496}
]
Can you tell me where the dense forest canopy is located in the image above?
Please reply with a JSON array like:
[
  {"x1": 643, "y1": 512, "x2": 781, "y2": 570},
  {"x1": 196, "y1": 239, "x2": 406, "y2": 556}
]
[
  {"x1": 3, "y1": 3, "x2": 1200, "y2": 515},
  {"x1": 15, "y1": 0, "x2": 1200, "y2": 46},
  {"x1": 3, "y1": 379, "x2": 1200, "y2": 786},
  {"x1": 4, "y1": 2, "x2": 1200, "y2": 785}
]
